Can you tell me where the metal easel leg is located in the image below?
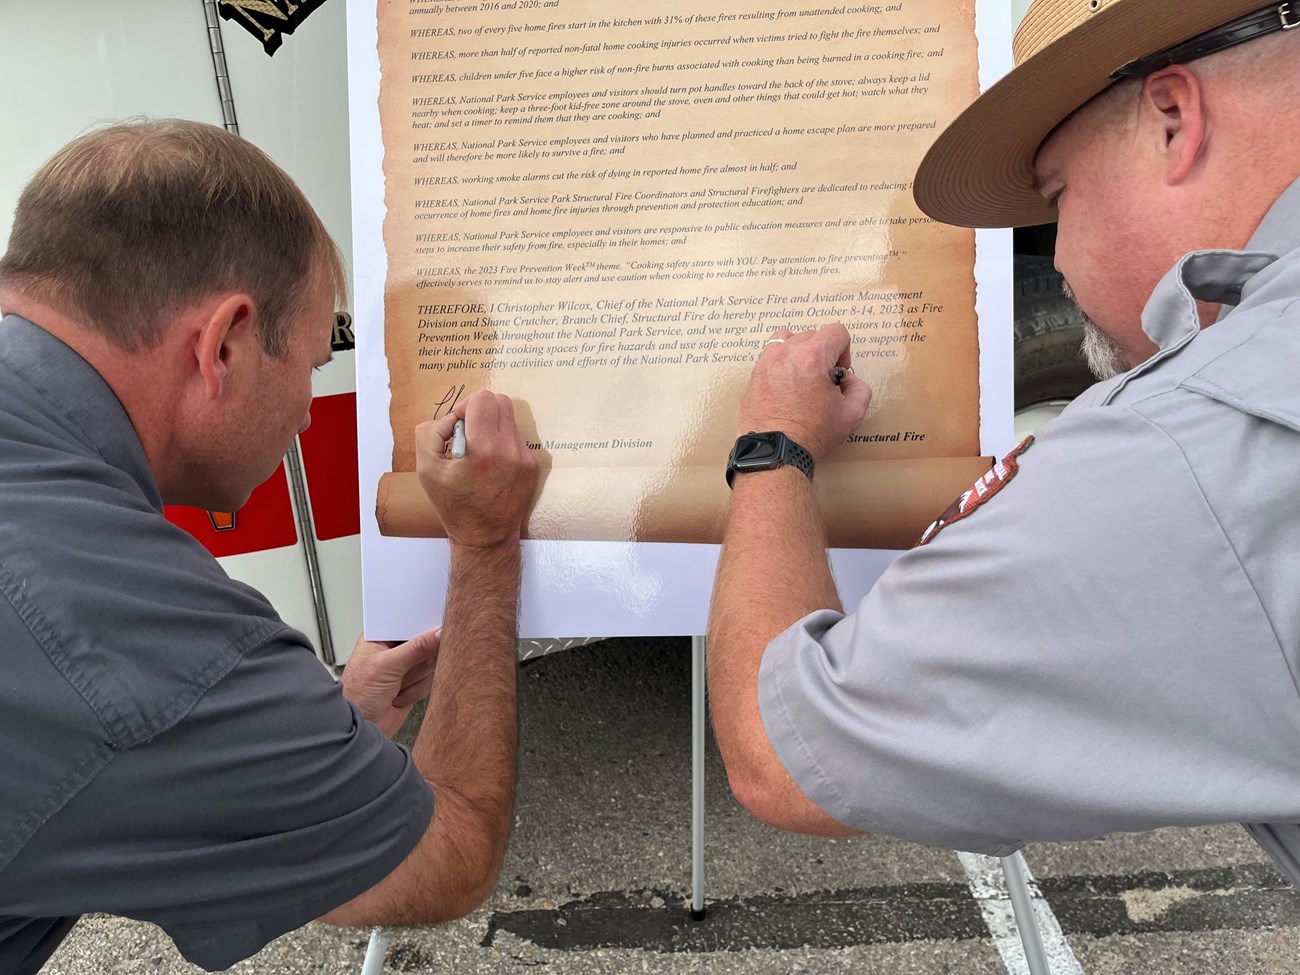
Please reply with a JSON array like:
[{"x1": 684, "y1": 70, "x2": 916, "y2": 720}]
[
  {"x1": 690, "y1": 635, "x2": 707, "y2": 920},
  {"x1": 359, "y1": 926, "x2": 390, "y2": 975},
  {"x1": 1000, "y1": 853, "x2": 1052, "y2": 975}
]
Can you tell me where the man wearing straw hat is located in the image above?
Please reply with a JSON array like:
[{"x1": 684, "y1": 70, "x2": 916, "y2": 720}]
[{"x1": 708, "y1": 0, "x2": 1300, "y2": 881}]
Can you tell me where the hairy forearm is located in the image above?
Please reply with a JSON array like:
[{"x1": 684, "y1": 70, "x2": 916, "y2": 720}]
[
  {"x1": 710, "y1": 468, "x2": 841, "y2": 747},
  {"x1": 414, "y1": 539, "x2": 521, "y2": 869},
  {"x1": 325, "y1": 540, "x2": 522, "y2": 928},
  {"x1": 708, "y1": 468, "x2": 855, "y2": 835}
]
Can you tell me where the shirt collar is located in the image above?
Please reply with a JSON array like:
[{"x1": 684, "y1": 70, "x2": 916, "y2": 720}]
[
  {"x1": 1141, "y1": 176, "x2": 1300, "y2": 351},
  {"x1": 0, "y1": 314, "x2": 162, "y2": 510},
  {"x1": 1244, "y1": 175, "x2": 1300, "y2": 257}
]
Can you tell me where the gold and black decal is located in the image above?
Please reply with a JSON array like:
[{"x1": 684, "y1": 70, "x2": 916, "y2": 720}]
[{"x1": 218, "y1": 0, "x2": 331, "y2": 56}]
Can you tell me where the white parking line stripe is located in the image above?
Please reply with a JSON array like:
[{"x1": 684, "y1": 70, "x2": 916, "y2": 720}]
[{"x1": 959, "y1": 851, "x2": 1086, "y2": 975}]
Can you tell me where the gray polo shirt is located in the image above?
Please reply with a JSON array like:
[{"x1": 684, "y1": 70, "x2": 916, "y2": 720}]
[
  {"x1": 0, "y1": 318, "x2": 434, "y2": 973},
  {"x1": 760, "y1": 178, "x2": 1300, "y2": 881}
]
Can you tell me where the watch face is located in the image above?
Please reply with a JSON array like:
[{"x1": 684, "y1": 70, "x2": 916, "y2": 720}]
[{"x1": 733, "y1": 432, "x2": 785, "y2": 471}]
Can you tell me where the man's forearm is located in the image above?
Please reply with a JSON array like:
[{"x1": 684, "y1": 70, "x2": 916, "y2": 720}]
[
  {"x1": 710, "y1": 466, "x2": 842, "y2": 723},
  {"x1": 319, "y1": 538, "x2": 523, "y2": 928},
  {"x1": 324, "y1": 387, "x2": 540, "y2": 929},
  {"x1": 708, "y1": 467, "x2": 856, "y2": 834},
  {"x1": 413, "y1": 539, "x2": 521, "y2": 878}
]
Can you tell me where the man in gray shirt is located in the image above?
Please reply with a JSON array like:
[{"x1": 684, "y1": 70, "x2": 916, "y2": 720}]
[
  {"x1": 708, "y1": 0, "x2": 1300, "y2": 884},
  {"x1": 0, "y1": 119, "x2": 538, "y2": 972}
]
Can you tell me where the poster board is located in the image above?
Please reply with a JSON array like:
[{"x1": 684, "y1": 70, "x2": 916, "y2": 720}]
[{"x1": 349, "y1": 0, "x2": 1014, "y2": 639}]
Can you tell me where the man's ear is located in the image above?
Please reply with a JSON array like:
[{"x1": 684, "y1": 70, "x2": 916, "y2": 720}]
[
  {"x1": 1141, "y1": 66, "x2": 1207, "y2": 186},
  {"x1": 193, "y1": 294, "x2": 258, "y2": 399}
]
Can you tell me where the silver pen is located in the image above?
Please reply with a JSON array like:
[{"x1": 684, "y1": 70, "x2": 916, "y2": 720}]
[{"x1": 451, "y1": 418, "x2": 467, "y2": 459}]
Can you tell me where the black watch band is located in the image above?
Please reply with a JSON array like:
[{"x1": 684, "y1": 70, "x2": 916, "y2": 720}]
[{"x1": 726, "y1": 431, "x2": 815, "y2": 489}]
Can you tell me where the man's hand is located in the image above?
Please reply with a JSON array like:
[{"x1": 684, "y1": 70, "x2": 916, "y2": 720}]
[
  {"x1": 736, "y1": 323, "x2": 873, "y2": 461},
  {"x1": 415, "y1": 390, "x2": 540, "y2": 547},
  {"x1": 341, "y1": 629, "x2": 441, "y2": 738}
]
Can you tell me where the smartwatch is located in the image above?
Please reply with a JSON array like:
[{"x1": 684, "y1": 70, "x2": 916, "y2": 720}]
[{"x1": 725, "y1": 431, "x2": 815, "y2": 488}]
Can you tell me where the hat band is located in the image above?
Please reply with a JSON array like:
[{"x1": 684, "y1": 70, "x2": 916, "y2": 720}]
[{"x1": 1111, "y1": 2, "x2": 1300, "y2": 79}]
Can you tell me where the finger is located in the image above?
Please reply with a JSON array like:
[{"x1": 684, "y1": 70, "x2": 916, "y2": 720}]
[
  {"x1": 463, "y1": 388, "x2": 501, "y2": 438},
  {"x1": 760, "y1": 341, "x2": 788, "y2": 358},
  {"x1": 392, "y1": 681, "x2": 434, "y2": 707},
  {"x1": 495, "y1": 392, "x2": 516, "y2": 431},
  {"x1": 394, "y1": 674, "x2": 435, "y2": 708},
  {"x1": 839, "y1": 373, "x2": 874, "y2": 418},
  {"x1": 381, "y1": 626, "x2": 442, "y2": 672},
  {"x1": 422, "y1": 412, "x2": 460, "y2": 446},
  {"x1": 396, "y1": 662, "x2": 437, "y2": 701},
  {"x1": 395, "y1": 671, "x2": 437, "y2": 706},
  {"x1": 497, "y1": 396, "x2": 532, "y2": 458},
  {"x1": 821, "y1": 323, "x2": 854, "y2": 368},
  {"x1": 407, "y1": 625, "x2": 442, "y2": 658},
  {"x1": 400, "y1": 653, "x2": 439, "y2": 686},
  {"x1": 806, "y1": 323, "x2": 850, "y2": 364},
  {"x1": 345, "y1": 636, "x2": 398, "y2": 673}
]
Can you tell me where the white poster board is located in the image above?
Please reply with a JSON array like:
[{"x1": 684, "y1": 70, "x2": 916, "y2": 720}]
[{"x1": 349, "y1": 0, "x2": 1014, "y2": 640}]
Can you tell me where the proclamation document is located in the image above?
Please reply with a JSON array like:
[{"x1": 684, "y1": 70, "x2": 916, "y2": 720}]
[{"x1": 349, "y1": 0, "x2": 1014, "y2": 637}]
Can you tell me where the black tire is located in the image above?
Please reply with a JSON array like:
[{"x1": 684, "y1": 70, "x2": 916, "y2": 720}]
[{"x1": 1013, "y1": 255, "x2": 1094, "y2": 410}]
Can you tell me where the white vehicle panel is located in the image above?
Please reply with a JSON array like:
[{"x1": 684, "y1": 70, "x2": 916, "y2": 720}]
[{"x1": 0, "y1": 0, "x2": 328, "y2": 657}]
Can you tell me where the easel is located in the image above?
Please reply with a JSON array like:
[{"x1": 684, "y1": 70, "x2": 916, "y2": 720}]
[{"x1": 360, "y1": 635, "x2": 1053, "y2": 973}]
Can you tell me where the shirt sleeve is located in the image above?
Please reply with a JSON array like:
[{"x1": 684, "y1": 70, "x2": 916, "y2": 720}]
[
  {"x1": 758, "y1": 404, "x2": 1300, "y2": 854},
  {"x1": 2, "y1": 633, "x2": 434, "y2": 971}
]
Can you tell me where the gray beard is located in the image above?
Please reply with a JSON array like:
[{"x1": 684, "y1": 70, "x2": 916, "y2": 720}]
[
  {"x1": 1081, "y1": 320, "x2": 1125, "y2": 381},
  {"x1": 1060, "y1": 279, "x2": 1126, "y2": 380}
]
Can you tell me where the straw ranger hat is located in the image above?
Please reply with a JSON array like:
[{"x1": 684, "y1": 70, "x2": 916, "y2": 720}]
[{"x1": 913, "y1": 0, "x2": 1300, "y2": 228}]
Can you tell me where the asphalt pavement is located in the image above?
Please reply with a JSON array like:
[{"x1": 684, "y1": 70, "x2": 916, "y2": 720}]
[{"x1": 46, "y1": 637, "x2": 1300, "y2": 974}]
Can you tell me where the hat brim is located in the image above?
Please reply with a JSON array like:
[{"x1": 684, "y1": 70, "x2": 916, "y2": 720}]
[{"x1": 913, "y1": 0, "x2": 1272, "y2": 229}]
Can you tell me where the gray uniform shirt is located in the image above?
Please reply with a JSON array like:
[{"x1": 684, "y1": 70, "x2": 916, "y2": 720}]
[
  {"x1": 760, "y1": 178, "x2": 1300, "y2": 880},
  {"x1": 0, "y1": 318, "x2": 435, "y2": 973}
]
